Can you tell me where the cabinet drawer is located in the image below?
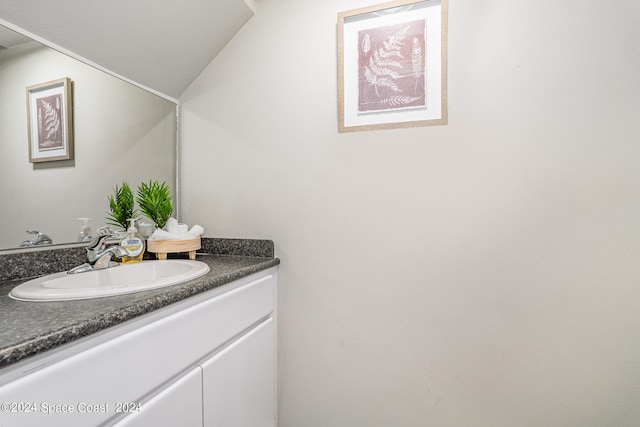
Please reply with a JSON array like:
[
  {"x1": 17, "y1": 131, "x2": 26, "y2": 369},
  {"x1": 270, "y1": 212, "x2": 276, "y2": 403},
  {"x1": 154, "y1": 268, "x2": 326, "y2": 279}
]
[
  {"x1": 113, "y1": 366, "x2": 203, "y2": 427},
  {"x1": 0, "y1": 272, "x2": 274, "y2": 427}
]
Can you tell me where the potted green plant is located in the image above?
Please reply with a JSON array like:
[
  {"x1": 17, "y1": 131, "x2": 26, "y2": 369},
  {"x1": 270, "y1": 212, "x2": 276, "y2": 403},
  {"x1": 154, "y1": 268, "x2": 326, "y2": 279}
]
[
  {"x1": 106, "y1": 182, "x2": 138, "y2": 230},
  {"x1": 136, "y1": 180, "x2": 173, "y2": 229}
]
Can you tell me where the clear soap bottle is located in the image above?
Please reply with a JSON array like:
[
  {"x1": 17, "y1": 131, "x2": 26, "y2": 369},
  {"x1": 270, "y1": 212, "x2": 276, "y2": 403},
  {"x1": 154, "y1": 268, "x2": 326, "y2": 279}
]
[
  {"x1": 77, "y1": 217, "x2": 92, "y2": 242},
  {"x1": 120, "y1": 218, "x2": 145, "y2": 264}
]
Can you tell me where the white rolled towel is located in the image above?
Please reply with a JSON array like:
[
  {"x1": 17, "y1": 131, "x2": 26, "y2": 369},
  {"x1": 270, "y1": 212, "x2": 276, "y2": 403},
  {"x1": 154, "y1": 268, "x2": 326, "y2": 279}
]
[{"x1": 149, "y1": 218, "x2": 204, "y2": 241}]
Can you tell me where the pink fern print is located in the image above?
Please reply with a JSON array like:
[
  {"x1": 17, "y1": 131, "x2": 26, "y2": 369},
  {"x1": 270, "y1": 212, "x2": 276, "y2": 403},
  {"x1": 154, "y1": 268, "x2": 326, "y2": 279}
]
[
  {"x1": 358, "y1": 19, "x2": 426, "y2": 113},
  {"x1": 36, "y1": 94, "x2": 63, "y2": 150}
]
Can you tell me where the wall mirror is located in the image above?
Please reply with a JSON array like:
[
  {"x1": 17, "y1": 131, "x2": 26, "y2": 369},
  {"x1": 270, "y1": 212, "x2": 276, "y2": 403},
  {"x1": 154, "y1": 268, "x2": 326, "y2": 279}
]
[{"x1": 0, "y1": 24, "x2": 177, "y2": 252}]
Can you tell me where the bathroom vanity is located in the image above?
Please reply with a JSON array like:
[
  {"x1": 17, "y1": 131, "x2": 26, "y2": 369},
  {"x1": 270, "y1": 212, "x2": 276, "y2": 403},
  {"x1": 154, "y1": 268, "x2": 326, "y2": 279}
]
[{"x1": 0, "y1": 238, "x2": 279, "y2": 426}]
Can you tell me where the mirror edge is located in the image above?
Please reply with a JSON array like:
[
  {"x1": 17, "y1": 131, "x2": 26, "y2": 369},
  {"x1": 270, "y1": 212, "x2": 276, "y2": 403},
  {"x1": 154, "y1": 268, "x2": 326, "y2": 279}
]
[{"x1": 0, "y1": 242, "x2": 85, "y2": 256}]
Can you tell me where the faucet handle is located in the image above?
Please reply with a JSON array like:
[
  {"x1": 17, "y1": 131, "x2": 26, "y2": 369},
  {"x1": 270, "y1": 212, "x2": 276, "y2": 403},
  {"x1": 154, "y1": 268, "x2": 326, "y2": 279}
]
[
  {"x1": 24, "y1": 230, "x2": 52, "y2": 245},
  {"x1": 86, "y1": 234, "x2": 114, "y2": 264},
  {"x1": 86, "y1": 234, "x2": 113, "y2": 251}
]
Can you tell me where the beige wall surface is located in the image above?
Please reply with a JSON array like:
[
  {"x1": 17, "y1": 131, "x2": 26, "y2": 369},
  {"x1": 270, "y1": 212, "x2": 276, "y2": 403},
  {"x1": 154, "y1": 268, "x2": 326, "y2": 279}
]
[{"x1": 180, "y1": 0, "x2": 640, "y2": 425}]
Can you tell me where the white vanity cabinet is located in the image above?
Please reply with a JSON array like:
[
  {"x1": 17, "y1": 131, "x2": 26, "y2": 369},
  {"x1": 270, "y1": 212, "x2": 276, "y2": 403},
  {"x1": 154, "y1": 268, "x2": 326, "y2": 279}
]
[
  {"x1": 0, "y1": 268, "x2": 277, "y2": 427},
  {"x1": 202, "y1": 317, "x2": 275, "y2": 427}
]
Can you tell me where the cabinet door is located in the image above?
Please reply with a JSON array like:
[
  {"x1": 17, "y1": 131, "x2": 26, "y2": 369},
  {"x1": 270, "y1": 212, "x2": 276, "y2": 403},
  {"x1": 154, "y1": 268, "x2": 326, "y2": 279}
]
[
  {"x1": 202, "y1": 318, "x2": 275, "y2": 427},
  {"x1": 113, "y1": 366, "x2": 203, "y2": 427}
]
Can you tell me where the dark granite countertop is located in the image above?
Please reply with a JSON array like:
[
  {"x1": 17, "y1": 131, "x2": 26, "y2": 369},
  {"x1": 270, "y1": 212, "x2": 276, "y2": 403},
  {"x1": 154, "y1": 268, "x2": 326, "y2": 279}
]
[{"x1": 0, "y1": 238, "x2": 279, "y2": 369}]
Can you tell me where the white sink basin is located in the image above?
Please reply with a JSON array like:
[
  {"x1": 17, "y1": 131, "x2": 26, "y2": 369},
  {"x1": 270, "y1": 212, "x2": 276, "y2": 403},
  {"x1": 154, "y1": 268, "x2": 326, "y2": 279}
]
[{"x1": 10, "y1": 260, "x2": 210, "y2": 302}]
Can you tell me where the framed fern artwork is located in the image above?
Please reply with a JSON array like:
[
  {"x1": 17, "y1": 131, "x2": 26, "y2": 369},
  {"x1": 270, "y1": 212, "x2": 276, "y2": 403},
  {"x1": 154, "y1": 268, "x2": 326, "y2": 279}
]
[
  {"x1": 26, "y1": 77, "x2": 74, "y2": 162},
  {"x1": 337, "y1": 0, "x2": 448, "y2": 132}
]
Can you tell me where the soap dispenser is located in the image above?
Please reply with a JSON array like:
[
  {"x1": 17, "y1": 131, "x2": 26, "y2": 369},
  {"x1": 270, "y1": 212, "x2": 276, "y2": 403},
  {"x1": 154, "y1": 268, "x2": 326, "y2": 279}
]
[
  {"x1": 120, "y1": 218, "x2": 145, "y2": 264},
  {"x1": 77, "y1": 218, "x2": 93, "y2": 242}
]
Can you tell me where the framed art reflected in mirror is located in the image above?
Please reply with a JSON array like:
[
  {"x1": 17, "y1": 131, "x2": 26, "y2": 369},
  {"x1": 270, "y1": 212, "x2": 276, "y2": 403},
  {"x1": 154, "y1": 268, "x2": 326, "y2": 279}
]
[{"x1": 26, "y1": 77, "x2": 73, "y2": 162}]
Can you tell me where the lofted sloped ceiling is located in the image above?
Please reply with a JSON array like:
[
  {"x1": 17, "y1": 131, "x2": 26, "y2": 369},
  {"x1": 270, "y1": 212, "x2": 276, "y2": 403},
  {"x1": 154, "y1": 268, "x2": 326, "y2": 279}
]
[
  {"x1": 0, "y1": 0, "x2": 255, "y2": 100},
  {"x1": 0, "y1": 24, "x2": 30, "y2": 49}
]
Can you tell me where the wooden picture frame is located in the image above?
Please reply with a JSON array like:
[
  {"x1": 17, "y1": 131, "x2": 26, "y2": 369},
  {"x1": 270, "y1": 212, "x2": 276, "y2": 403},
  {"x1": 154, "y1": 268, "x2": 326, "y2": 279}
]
[
  {"x1": 337, "y1": 0, "x2": 448, "y2": 132},
  {"x1": 26, "y1": 77, "x2": 74, "y2": 162}
]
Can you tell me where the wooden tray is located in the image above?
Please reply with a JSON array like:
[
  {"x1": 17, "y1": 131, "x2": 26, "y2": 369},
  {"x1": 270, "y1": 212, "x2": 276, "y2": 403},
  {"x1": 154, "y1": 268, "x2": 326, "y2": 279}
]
[{"x1": 146, "y1": 237, "x2": 201, "y2": 260}]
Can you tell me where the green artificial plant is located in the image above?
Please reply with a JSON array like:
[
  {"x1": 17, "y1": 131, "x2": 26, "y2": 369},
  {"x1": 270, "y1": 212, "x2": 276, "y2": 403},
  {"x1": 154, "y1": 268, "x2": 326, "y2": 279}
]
[
  {"x1": 136, "y1": 180, "x2": 174, "y2": 229},
  {"x1": 106, "y1": 181, "x2": 138, "y2": 230}
]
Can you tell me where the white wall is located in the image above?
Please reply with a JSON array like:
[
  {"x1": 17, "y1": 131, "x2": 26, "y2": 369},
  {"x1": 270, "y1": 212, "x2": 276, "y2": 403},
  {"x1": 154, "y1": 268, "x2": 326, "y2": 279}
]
[
  {"x1": 0, "y1": 42, "x2": 176, "y2": 248},
  {"x1": 179, "y1": 0, "x2": 640, "y2": 425}
]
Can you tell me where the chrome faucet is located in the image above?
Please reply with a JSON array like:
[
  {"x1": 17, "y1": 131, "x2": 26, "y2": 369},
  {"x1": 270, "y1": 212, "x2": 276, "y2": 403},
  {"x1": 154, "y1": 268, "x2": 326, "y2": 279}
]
[
  {"x1": 19, "y1": 230, "x2": 53, "y2": 247},
  {"x1": 68, "y1": 234, "x2": 129, "y2": 274}
]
